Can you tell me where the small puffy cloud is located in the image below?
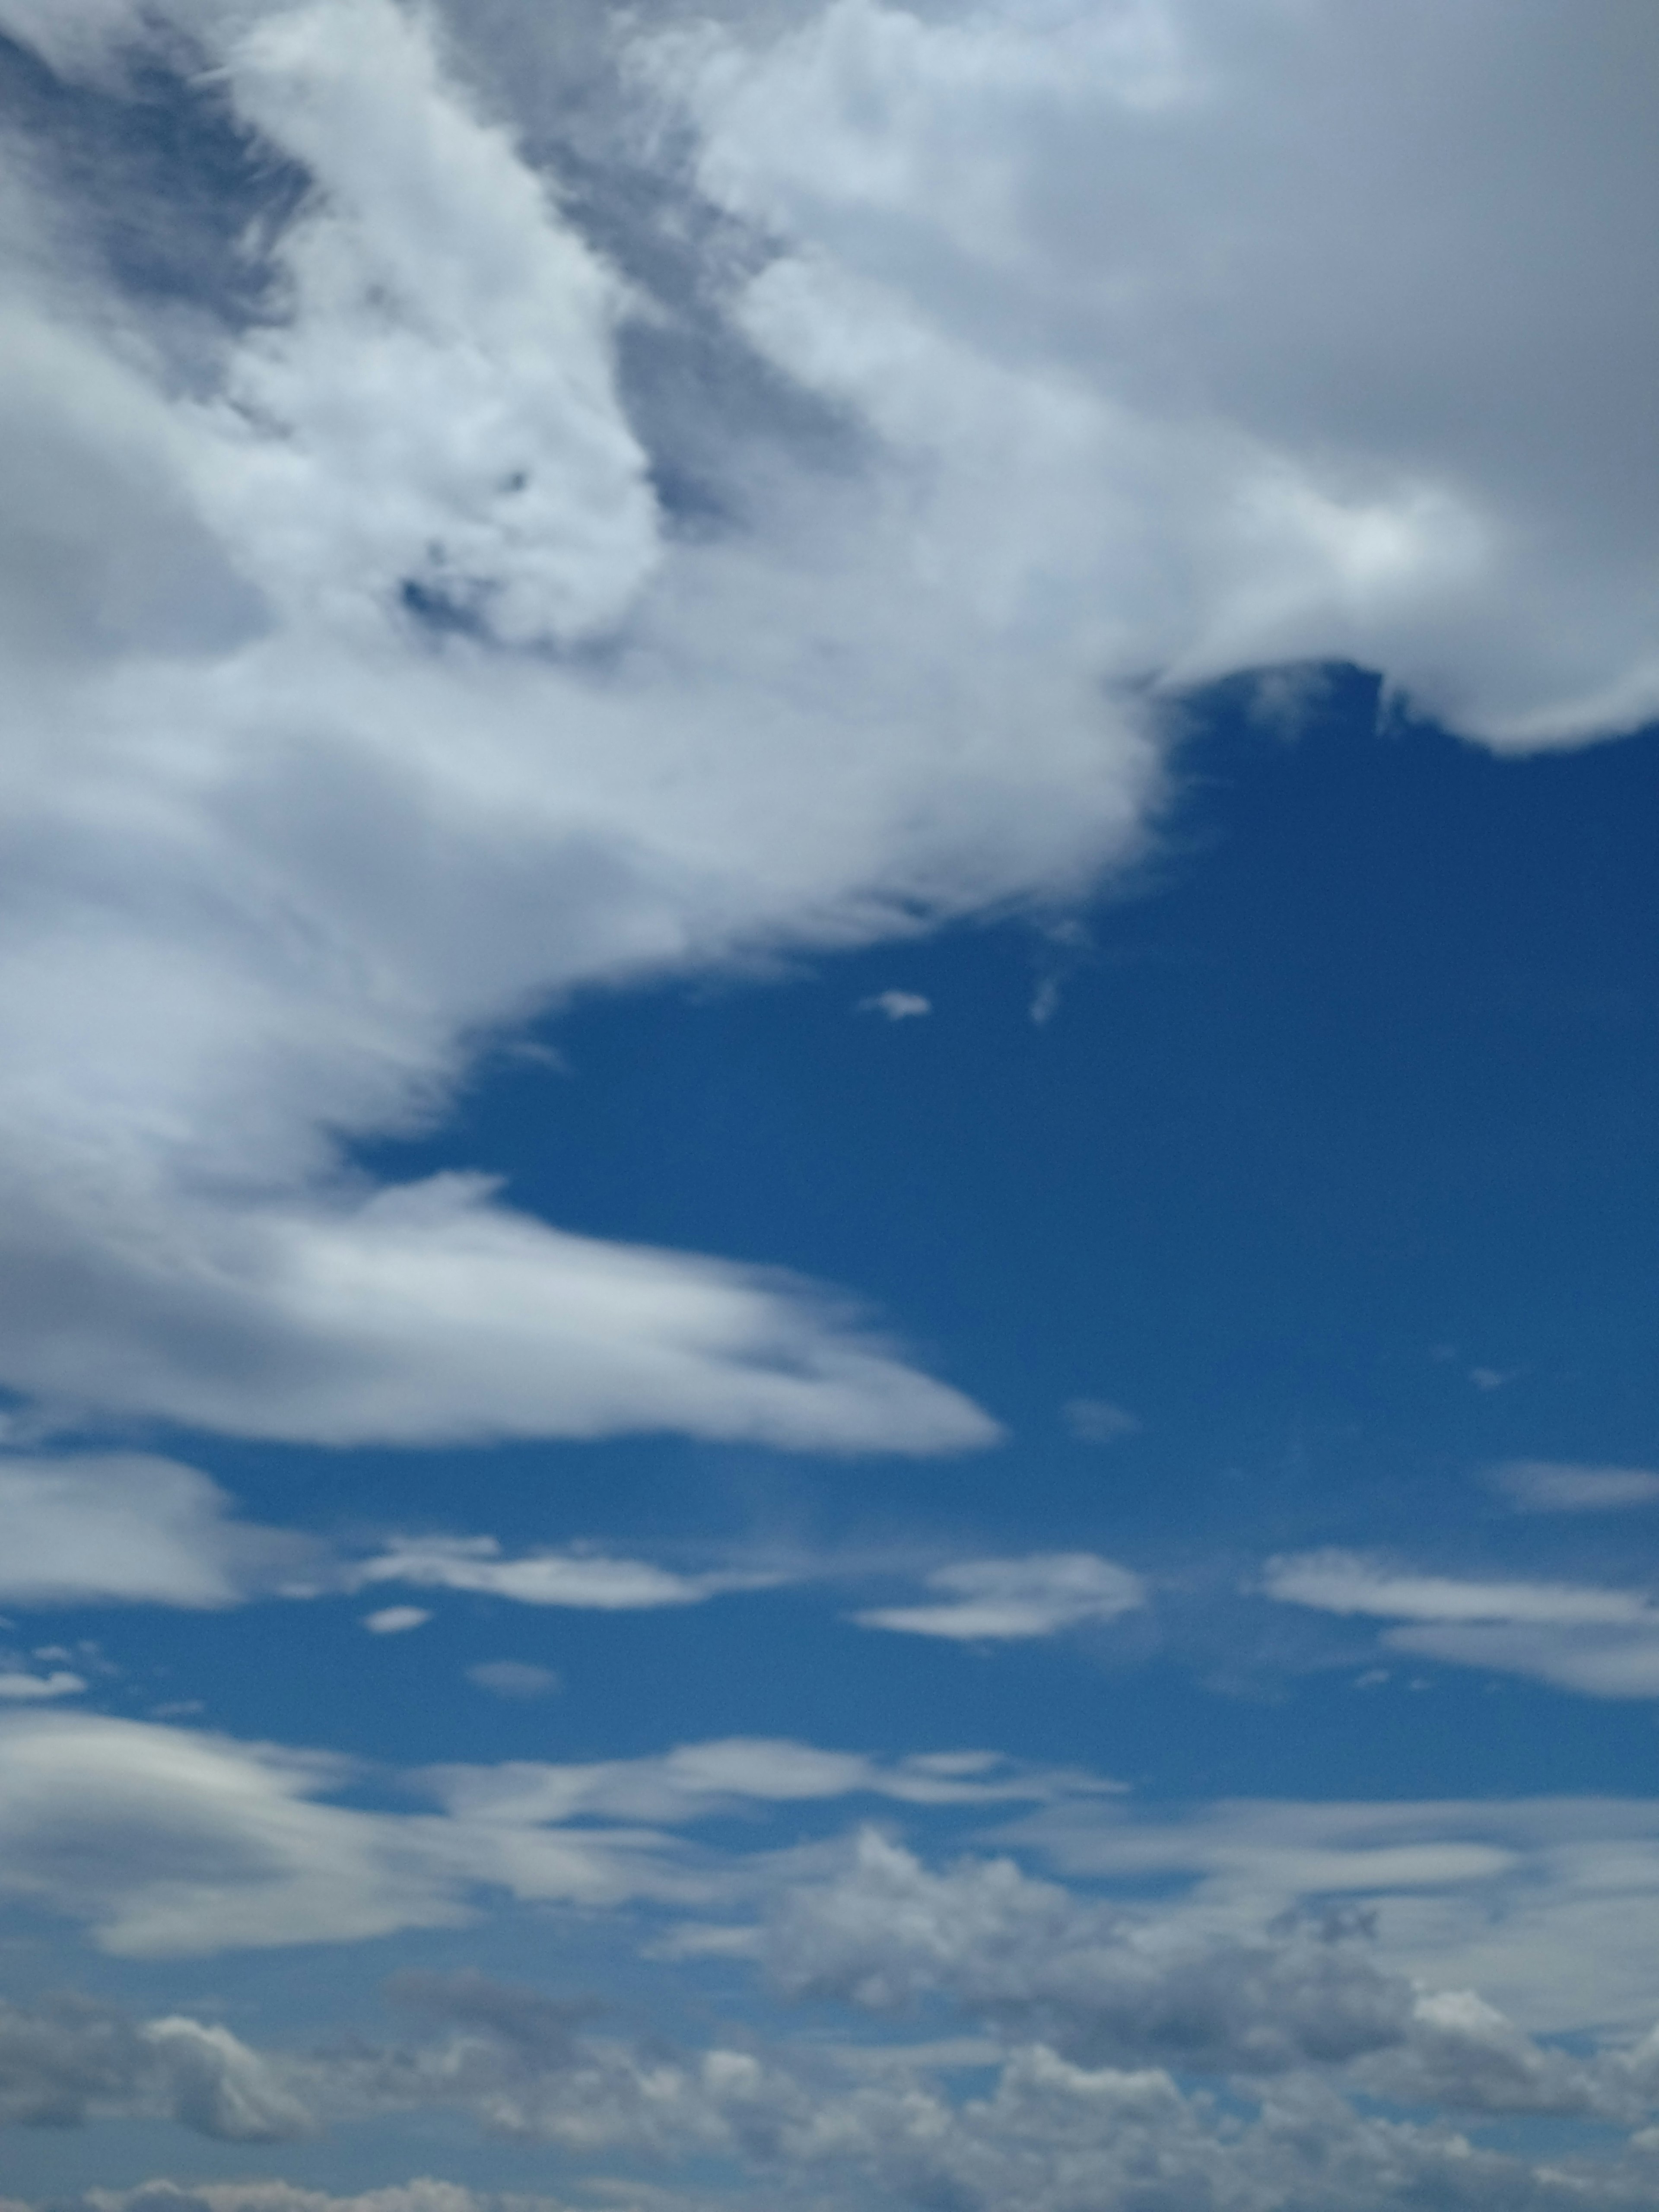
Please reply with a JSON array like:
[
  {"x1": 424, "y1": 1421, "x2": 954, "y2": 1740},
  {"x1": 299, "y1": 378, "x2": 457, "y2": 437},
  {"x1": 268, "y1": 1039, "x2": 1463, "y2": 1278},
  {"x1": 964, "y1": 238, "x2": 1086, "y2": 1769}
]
[
  {"x1": 852, "y1": 1552, "x2": 1145, "y2": 1641},
  {"x1": 856, "y1": 990, "x2": 931, "y2": 1021},
  {"x1": 1491, "y1": 1462, "x2": 1659, "y2": 1514},
  {"x1": 363, "y1": 1607, "x2": 431, "y2": 1635},
  {"x1": 466, "y1": 1662, "x2": 562, "y2": 1701},
  {"x1": 1063, "y1": 1398, "x2": 1141, "y2": 1443}
]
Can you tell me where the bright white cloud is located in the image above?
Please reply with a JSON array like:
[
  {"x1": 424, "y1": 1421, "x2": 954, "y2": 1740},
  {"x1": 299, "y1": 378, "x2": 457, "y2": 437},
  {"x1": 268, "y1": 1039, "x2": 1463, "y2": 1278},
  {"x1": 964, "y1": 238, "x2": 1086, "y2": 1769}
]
[
  {"x1": 1491, "y1": 1462, "x2": 1659, "y2": 1513},
  {"x1": 362, "y1": 1607, "x2": 431, "y2": 1636},
  {"x1": 853, "y1": 1552, "x2": 1145, "y2": 1640},
  {"x1": 0, "y1": 0, "x2": 1649, "y2": 1452}
]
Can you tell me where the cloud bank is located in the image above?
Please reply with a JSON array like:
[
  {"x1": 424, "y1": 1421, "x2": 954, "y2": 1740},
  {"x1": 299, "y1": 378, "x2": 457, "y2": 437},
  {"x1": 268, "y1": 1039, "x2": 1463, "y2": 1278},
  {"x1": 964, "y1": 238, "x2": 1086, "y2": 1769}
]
[{"x1": 0, "y1": 0, "x2": 1651, "y2": 1450}]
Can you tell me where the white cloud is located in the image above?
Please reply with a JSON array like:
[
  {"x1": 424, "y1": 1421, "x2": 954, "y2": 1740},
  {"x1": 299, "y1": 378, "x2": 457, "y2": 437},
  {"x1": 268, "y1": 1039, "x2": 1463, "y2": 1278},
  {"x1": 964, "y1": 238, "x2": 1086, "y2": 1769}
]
[
  {"x1": 640, "y1": 0, "x2": 1659, "y2": 748},
  {"x1": 0, "y1": 1713, "x2": 1062, "y2": 1958},
  {"x1": 0, "y1": 0, "x2": 1649, "y2": 1452},
  {"x1": 466, "y1": 1662, "x2": 562, "y2": 1700},
  {"x1": 1491, "y1": 1462, "x2": 1659, "y2": 1514},
  {"x1": 353, "y1": 1535, "x2": 782, "y2": 1611},
  {"x1": 0, "y1": 1667, "x2": 86, "y2": 1700},
  {"x1": 853, "y1": 1552, "x2": 1145, "y2": 1640},
  {"x1": 1262, "y1": 1550, "x2": 1654, "y2": 1626},
  {"x1": 856, "y1": 989, "x2": 930, "y2": 1020},
  {"x1": 363, "y1": 1606, "x2": 431, "y2": 1635},
  {"x1": 0, "y1": 1455, "x2": 311, "y2": 1609},
  {"x1": 1262, "y1": 1550, "x2": 1659, "y2": 1702}
]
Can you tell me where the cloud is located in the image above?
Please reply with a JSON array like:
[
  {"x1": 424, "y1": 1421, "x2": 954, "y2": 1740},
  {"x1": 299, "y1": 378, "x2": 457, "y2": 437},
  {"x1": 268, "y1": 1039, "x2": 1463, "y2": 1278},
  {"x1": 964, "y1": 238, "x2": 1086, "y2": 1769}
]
[
  {"x1": 0, "y1": 1455, "x2": 789, "y2": 1624},
  {"x1": 1491, "y1": 1462, "x2": 1659, "y2": 1513},
  {"x1": 1262, "y1": 1549, "x2": 1653, "y2": 1626},
  {"x1": 0, "y1": 1455, "x2": 314, "y2": 1609},
  {"x1": 641, "y1": 0, "x2": 1659, "y2": 749},
  {"x1": 0, "y1": 1993, "x2": 308, "y2": 2139},
  {"x1": 1063, "y1": 1397, "x2": 1141, "y2": 1443},
  {"x1": 0, "y1": 1712, "x2": 1062, "y2": 1957},
  {"x1": 852, "y1": 1552, "x2": 1145, "y2": 1640},
  {"x1": 466, "y1": 1662, "x2": 562, "y2": 1700},
  {"x1": 0, "y1": 0, "x2": 1649, "y2": 1454},
  {"x1": 855, "y1": 990, "x2": 930, "y2": 1020},
  {"x1": 0, "y1": 1666, "x2": 85, "y2": 1700},
  {"x1": 352, "y1": 1535, "x2": 782, "y2": 1611},
  {"x1": 1262, "y1": 1549, "x2": 1659, "y2": 1700}
]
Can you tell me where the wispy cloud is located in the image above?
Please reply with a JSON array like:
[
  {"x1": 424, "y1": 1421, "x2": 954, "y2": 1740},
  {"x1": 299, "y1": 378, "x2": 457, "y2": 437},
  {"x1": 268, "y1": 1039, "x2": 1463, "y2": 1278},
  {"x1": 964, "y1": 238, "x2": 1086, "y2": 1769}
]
[
  {"x1": 856, "y1": 990, "x2": 931, "y2": 1021},
  {"x1": 852, "y1": 1553, "x2": 1145, "y2": 1642},
  {"x1": 1262, "y1": 1550, "x2": 1659, "y2": 1700},
  {"x1": 1489, "y1": 1462, "x2": 1659, "y2": 1514}
]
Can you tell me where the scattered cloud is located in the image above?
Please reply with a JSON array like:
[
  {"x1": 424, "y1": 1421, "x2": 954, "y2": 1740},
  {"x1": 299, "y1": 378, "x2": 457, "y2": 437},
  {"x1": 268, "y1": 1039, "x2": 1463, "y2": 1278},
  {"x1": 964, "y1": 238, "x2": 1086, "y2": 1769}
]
[
  {"x1": 1263, "y1": 1551, "x2": 1652, "y2": 1626},
  {"x1": 363, "y1": 1607, "x2": 432, "y2": 1636},
  {"x1": 0, "y1": 1993, "x2": 308, "y2": 2139},
  {"x1": 0, "y1": 1666, "x2": 85, "y2": 1701},
  {"x1": 1491, "y1": 1462, "x2": 1659, "y2": 1513},
  {"x1": 1063, "y1": 1397, "x2": 1141, "y2": 1443},
  {"x1": 1264, "y1": 1550, "x2": 1659, "y2": 1701},
  {"x1": 855, "y1": 990, "x2": 930, "y2": 1021},
  {"x1": 852, "y1": 1552, "x2": 1145, "y2": 1641},
  {"x1": 352, "y1": 1538, "x2": 782, "y2": 1612},
  {"x1": 466, "y1": 1662, "x2": 562, "y2": 1701},
  {"x1": 0, "y1": 1456, "x2": 316, "y2": 1610}
]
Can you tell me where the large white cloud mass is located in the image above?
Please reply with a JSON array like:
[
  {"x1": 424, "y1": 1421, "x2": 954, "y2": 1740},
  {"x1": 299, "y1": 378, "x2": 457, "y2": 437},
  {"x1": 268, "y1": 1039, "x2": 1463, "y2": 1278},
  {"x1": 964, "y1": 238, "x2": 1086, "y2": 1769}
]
[{"x1": 0, "y1": 0, "x2": 1652, "y2": 1450}]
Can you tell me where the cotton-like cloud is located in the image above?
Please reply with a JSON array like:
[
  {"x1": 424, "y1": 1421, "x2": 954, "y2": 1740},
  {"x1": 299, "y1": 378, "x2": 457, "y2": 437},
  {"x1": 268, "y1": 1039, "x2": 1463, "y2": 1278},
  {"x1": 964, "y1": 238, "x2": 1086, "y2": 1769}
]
[
  {"x1": 852, "y1": 1551, "x2": 1145, "y2": 1640},
  {"x1": 1491, "y1": 1462, "x2": 1659, "y2": 1513},
  {"x1": 0, "y1": 0, "x2": 1651, "y2": 1454},
  {"x1": 0, "y1": 1993, "x2": 308, "y2": 2139}
]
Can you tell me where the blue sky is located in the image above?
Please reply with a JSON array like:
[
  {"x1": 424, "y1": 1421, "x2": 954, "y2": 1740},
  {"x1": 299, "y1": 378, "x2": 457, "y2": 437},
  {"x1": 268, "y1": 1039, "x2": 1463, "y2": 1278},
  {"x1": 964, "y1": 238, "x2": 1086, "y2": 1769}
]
[{"x1": 4, "y1": 5, "x2": 1659, "y2": 2211}]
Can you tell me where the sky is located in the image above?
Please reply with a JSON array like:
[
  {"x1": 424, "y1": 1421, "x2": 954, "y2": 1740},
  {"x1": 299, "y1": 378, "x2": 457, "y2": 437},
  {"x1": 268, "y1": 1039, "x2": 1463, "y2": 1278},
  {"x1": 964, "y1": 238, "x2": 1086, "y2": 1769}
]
[{"x1": 2, "y1": 2, "x2": 1659, "y2": 2208}]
